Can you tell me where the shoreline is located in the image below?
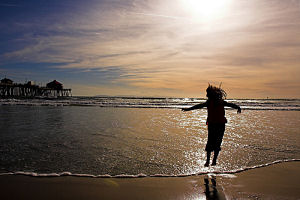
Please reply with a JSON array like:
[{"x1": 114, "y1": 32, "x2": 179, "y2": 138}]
[
  {"x1": 2, "y1": 159, "x2": 300, "y2": 178},
  {"x1": 1, "y1": 161, "x2": 300, "y2": 200}
]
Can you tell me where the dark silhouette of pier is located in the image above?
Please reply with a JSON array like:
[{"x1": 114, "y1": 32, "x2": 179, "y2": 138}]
[{"x1": 0, "y1": 78, "x2": 72, "y2": 98}]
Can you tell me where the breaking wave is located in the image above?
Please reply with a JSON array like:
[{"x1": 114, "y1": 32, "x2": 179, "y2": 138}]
[
  {"x1": 0, "y1": 97, "x2": 300, "y2": 111},
  {"x1": 1, "y1": 159, "x2": 299, "y2": 178}
]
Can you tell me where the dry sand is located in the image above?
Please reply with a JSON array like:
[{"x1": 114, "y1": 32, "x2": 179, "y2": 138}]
[{"x1": 1, "y1": 161, "x2": 299, "y2": 200}]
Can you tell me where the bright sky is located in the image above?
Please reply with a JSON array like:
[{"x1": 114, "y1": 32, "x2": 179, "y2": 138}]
[{"x1": 1, "y1": 0, "x2": 300, "y2": 98}]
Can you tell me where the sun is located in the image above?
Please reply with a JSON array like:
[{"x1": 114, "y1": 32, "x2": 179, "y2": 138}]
[{"x1": 181, "y1": 0, "x2": 231, "y2": 22}]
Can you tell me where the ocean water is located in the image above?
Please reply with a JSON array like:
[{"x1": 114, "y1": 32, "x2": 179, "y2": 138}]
[{"x1": 0, "y1": 97, "x2": 300, "y2": 177}]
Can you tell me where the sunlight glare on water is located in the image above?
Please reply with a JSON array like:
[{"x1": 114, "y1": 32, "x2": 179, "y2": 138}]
[{"x1": 1, "y1": 104, "x2": 300, "y2": 176}]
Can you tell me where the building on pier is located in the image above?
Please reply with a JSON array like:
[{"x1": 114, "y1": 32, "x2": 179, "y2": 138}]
[
  {"x1": 1, "y1": 78, "x2": 13, "y2": 85},
  {"x1": 46, "y1": 80, "x2": 63, "y2": 90}
]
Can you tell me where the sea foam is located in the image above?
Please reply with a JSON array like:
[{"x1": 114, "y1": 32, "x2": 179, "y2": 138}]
[{"x1": 1, "y1": 159, "x2": 299, "y2": 179}]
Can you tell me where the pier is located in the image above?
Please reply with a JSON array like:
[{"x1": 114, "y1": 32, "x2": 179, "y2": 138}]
[{"x1": 0, "y1": 78, "x2": 72, "y2": 98}]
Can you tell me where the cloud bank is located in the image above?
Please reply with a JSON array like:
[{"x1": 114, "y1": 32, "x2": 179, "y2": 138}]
[{"x1": 0, "y1": 0, "x2": 300, "y2": 98}]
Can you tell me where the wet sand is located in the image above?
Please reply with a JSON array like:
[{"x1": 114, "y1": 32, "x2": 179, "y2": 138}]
[
  {"x1": 220, "y1": 161, "x2": 300, "y2": 199},
  {"x1": 1, "y1": 161, "x2": 300, "y2": 200}
]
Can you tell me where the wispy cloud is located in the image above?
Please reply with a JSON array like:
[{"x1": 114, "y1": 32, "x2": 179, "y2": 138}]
[
  {"x1": 1, "y1": 0, "x2": 300, "y2": 97},
  {"x1": 128, "y1": 11, "x2": 188, "y2": 21}
]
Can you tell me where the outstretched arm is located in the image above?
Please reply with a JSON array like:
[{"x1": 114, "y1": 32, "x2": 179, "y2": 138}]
[
  {"x1": 182, "y1": 102, "x2": 207, "y2": 112},
  {"x1": 224, "y1": 101, "x2": 241, "y2": 113}
]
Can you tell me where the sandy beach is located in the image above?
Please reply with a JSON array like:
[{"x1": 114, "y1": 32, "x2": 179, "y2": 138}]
[{"x1": 1, "y1": 161, "x2": 299, "y2": 200}]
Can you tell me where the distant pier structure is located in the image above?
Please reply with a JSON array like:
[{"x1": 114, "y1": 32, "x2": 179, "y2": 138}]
[{"x1": 0, "y1": 78, "x2": 72, "y2": 98}]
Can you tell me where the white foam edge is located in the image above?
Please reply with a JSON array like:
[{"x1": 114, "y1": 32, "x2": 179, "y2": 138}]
[{"x1": 1, "y1": 159, "x2": 299, "y2": 178}]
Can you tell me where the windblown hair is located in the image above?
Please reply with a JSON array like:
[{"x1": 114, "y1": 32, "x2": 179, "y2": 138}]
[{"x1": 206, "y1": 84, "x2": 227, "y2": 101}]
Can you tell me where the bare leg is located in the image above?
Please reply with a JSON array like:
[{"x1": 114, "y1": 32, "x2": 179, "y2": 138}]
[
  {"x1": 204, "y1": 151, "x2": 211, "y2": 167},
  {"x1": 212, "y1": 150, "x2": 219, "y2": 166}
]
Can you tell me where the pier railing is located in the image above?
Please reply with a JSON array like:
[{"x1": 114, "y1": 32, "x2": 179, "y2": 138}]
[{"x1": 0, "y1": 83, "x2": 72, "y2": 98}]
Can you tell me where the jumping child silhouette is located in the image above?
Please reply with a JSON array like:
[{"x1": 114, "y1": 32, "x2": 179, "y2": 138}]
[{"x1": 182, "y1": 85, "x2": 241, "y2": 167}]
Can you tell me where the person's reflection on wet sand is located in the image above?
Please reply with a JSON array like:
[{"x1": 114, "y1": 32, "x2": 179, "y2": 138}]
[{"x1": 204, "y1": 176, "x2": 226, "y2": 200}]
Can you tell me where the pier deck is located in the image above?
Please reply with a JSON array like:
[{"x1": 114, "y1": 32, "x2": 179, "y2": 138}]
[{"x1": 0, "y1": 84, "x2": 72, "y2": 98}]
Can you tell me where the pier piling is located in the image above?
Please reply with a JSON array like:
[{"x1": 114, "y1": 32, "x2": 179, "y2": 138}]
[{"x1": 0, "y1": 79, "x2": 72, "y2": 98}]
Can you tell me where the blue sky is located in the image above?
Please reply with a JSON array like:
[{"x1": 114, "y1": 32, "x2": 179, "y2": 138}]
[{"x1": 1, "y1": 0, "x2": 300, "y2": 98}]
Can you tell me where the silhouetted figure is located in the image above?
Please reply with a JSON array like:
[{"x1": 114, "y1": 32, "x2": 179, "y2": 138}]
[{"x1": 182, "y1": 85, "x2": 241, "y2": 167}]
